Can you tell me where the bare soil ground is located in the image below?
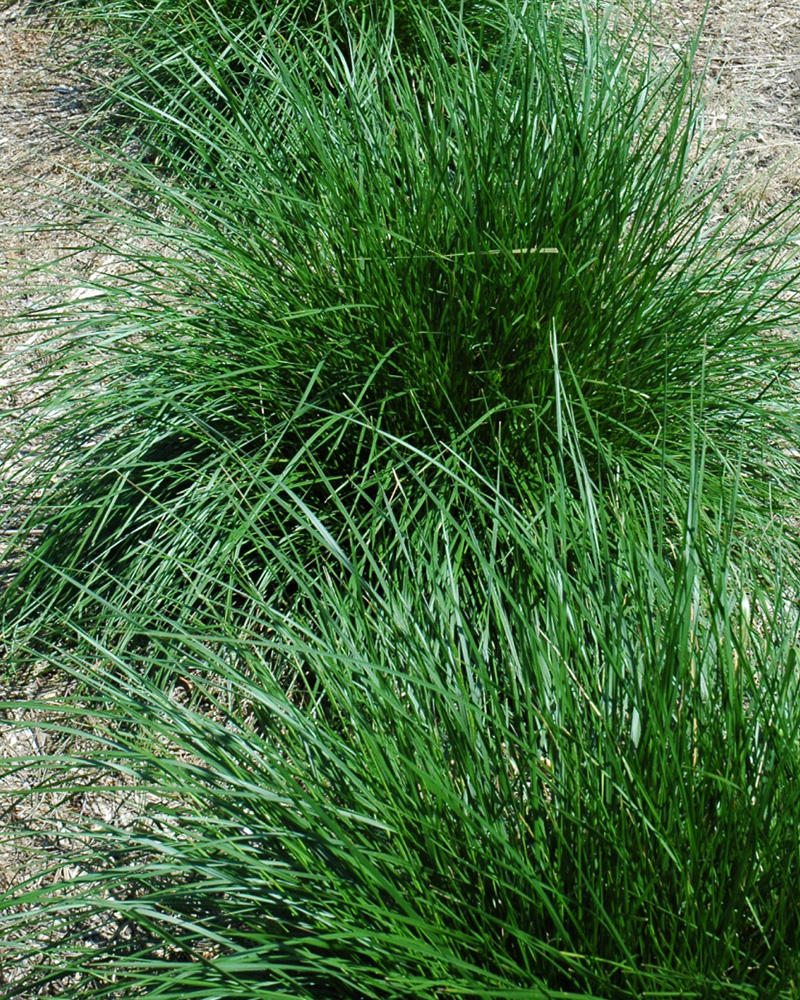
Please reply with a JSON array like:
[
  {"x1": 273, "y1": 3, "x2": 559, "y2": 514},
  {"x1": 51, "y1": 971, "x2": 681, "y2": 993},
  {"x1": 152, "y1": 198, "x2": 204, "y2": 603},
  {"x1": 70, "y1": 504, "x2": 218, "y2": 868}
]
[
  {"x1": 0, "y1": 3, "x2": 106, "y2": 598},
  {"x1": 0, "y1": 3, "x2": 103, "y2": 333},
  {"x1": 1, "y1": 0, "x2": 103, "y2": 653},
  {"x1": 0, "y1": 8, "x2": 133, "y2": 968},
  {"x1": 671, "y1": 0, "x2": 800, "y2": 211}
]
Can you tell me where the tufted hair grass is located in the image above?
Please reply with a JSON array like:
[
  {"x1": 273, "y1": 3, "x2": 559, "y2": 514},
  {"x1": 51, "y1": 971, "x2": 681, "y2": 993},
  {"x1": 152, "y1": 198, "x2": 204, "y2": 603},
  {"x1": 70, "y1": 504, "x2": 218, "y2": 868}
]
[
  {"x1": 2, "y1": 420, "x2": 799, "y2": 997},
  {"x1": 3, "y1": 0, "x2": 800, "y2": 652},
  {"x1": 2, "y1": 4, "x2": 800, "y2": 994}
]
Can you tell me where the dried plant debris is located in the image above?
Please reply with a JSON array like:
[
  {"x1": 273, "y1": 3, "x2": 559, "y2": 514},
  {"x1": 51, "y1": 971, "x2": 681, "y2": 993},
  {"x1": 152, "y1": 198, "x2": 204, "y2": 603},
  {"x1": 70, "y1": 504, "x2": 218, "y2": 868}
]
[{"x1": 667, "y1": 0, "x2": 800, "y2": 210}]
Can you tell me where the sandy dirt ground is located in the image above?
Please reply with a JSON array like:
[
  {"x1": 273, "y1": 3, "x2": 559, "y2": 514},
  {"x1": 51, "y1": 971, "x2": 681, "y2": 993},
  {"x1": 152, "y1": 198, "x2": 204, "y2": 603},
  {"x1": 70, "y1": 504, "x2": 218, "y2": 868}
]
[
  {"x1": 0, "y1": 4, "x2": 107, "y2": 590},
  {"x1": 0, "y1": 4, "x2": 102, "y2": 328},
  {"x1": 0, "y1": 5, "x2": 127, "y2": 959},
  {"x1": 671, "y1": 0, "x2": 800, "y2": 211}
]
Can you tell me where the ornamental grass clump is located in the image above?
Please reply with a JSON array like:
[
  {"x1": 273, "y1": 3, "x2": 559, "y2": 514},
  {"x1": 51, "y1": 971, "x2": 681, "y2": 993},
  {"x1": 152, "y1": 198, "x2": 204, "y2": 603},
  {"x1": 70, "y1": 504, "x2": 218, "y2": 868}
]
[
  {"x1": 2, "y1": 2, "x2": 800, "y2": 643},
  {"x1": 52, "y1": 0, "x2": 508, "y2": 156},
  {"x1": 2, "y1": 437, "x2": 799, "y2": 998},
  {"x1": 2, "y1": 4, "x2": 800, "y2": 992}
]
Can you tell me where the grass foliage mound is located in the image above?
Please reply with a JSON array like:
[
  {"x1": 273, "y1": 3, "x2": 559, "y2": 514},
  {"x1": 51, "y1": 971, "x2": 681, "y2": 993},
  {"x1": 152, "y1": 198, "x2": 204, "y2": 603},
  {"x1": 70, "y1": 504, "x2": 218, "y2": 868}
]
[
  {"x1": 4, "y1": 443, "x2": 800, "y2": 998},
  {"x1": 4, "y1": 0, "x2": 800, "y2": 645},
  {"x1": 2, "y1": 1, "x2": 800, "y2": 996}
]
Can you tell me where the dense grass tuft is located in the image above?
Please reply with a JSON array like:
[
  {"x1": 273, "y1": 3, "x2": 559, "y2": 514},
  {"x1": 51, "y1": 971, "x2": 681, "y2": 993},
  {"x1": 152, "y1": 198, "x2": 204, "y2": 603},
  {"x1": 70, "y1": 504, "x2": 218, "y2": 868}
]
[
  {"x1": 2, "y1": 435, "x2": 799, "y2": 998},
  {"x1": 2, "y1": 3, "x2": 800, "y2": 994},
  {"x1": 49, "y1": 0, "x2": 513, "y2": 153},
  {"x1": 3, "y1": 0, "x2": 800, "y2": 650}
]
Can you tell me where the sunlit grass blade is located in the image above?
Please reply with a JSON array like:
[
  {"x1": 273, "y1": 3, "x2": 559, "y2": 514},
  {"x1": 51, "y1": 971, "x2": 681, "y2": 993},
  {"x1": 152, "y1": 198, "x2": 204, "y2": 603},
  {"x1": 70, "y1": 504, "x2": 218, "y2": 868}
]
[
  {"x1": 3, "y1": 0, "x2": 800, "y2": 651},
  {"x1": 2, "y1": 420, "x2": 799, "y2": 997}
]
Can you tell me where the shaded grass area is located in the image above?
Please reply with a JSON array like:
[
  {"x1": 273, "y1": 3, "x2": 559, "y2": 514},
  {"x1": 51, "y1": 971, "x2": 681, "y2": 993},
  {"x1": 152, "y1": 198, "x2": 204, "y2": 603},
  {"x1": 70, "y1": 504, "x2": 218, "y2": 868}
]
[{"x1": 1, "y1": 1, "x2": 800, "y2": 996}]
